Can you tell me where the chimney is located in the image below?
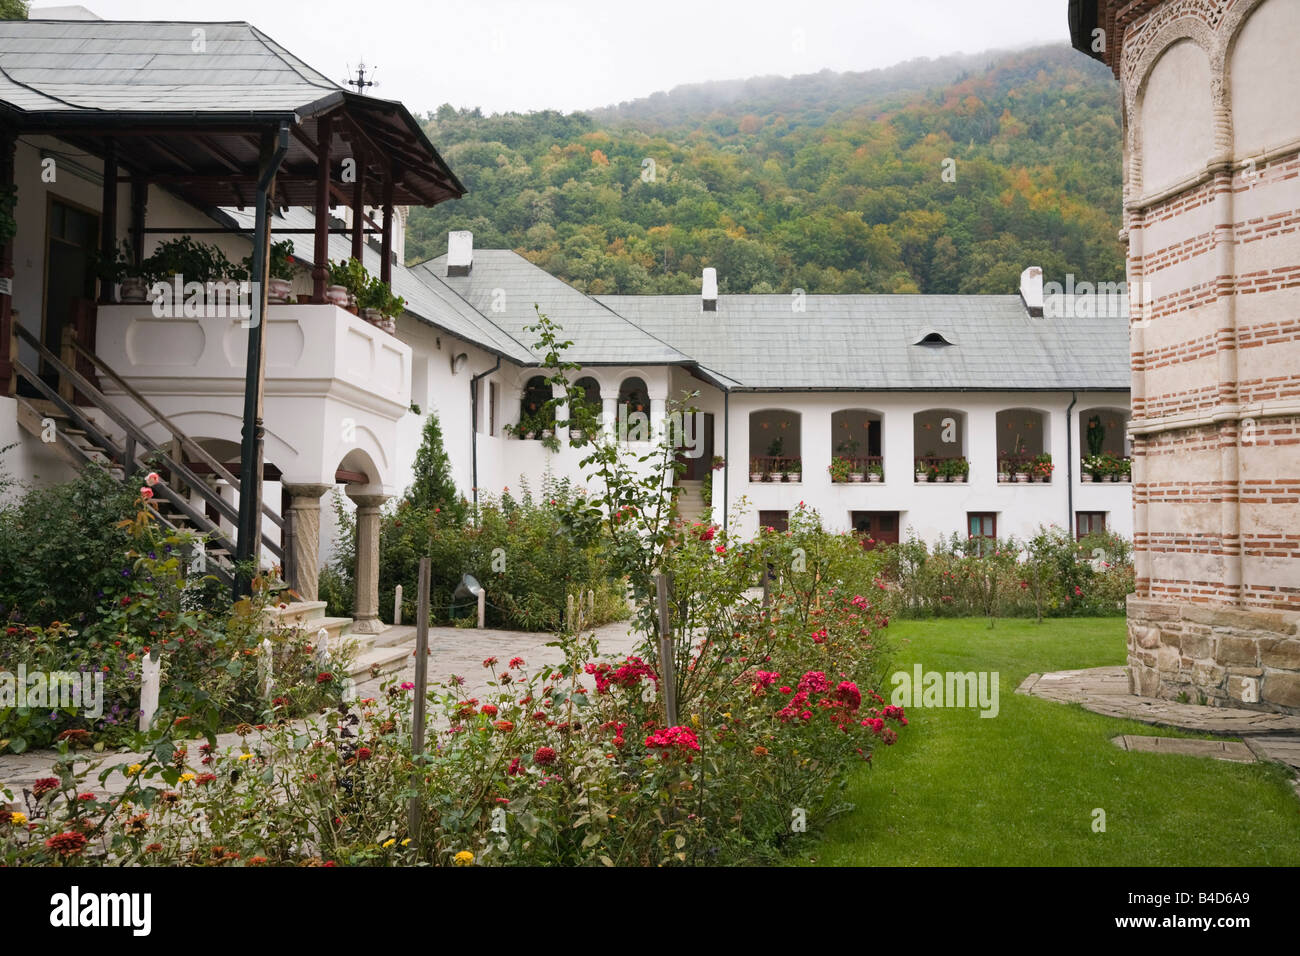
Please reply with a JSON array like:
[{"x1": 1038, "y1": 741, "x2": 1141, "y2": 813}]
[
  {"x1": 1019, "y1": 266, "x2": 1043, "y2": 317},
  {"x1": 447, "y1": 230, "x2": 473, "y2": 276},
  {"x1": 701, "y1": 267, "x2": 718, "y2": 312}
]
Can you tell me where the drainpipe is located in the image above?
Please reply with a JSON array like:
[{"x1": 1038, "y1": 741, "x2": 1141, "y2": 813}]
[
  {"x1": 1066, "y1": 390, "x2": 1077, "y2": 534},
  {"x1": 470, "y1": 356, "x2": 502, "y2": 515},
  {"x1": 722, "y1": 389, "x2": 730, "y2": 534},
  {"x1": 235, "y1": 122, "x2": 290, "y2": 598}
]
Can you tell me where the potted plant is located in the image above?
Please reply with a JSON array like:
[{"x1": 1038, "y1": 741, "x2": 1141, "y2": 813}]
[
  {"x1": 1117, "y1": 457, "x2": 1131, "y2": 482},
  {"x1": 867, "y1": 460, "x2": 884, "y2": 482},
  {"x1": 915, "y1": 459, "x2": 930, "y2": 483},
  {"x1": 1033, "y1": 453, "x2": 1054, "y2": 483},
  {"x1": 1014, "y1": 459, "x2": 1032, "y2": 482},
  {"x1": 829, "y1": 457, "x2": 852, "y2": 483},
  {"x1": 750, "y1": 459, "x2": 765, "y2": 483},
  {"x1": 849, "y1": 462, "x2": 865, "y2": 482},
  {"x1": 358, "y1": 275, "x2": 406, "y2": 333},
  {"x1": 997, "y1": 459, "x2": 1011, "y2": 483},
  {"x1": 328, "y1": 257, "x2": 369, "y2": 312},
  {"x1": 1081, "y1": 454, "x2": 1101, "y2": 482},
  {"x1": 789, "y1": 459, "x2": 802, "y2": 483},
  {"x1": 950, "y1": 457, "x2": 969, "y2": 483}
]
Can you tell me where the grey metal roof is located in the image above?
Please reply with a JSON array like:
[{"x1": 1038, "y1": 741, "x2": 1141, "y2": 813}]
[
  {"x1": 596, "y1": 293, "x2": 1130, "y2": 391},
  {"x1": 0, "y1": 20, "x2": 339, "y2": 116},
  {"x1": 424, "y1": 250, "x2": 692, "y2": 366}
]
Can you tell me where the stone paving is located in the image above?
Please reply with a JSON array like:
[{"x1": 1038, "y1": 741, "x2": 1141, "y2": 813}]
[
  {"x1": 1111, "y1": 735, "x2": 1256, "y2": 762},
  {"x1": 1020, "y1": 665, "x2": 1300, "y2": 793},
  {"x1": 0, "y1": 620, "x2": 645, "y2": 804}
]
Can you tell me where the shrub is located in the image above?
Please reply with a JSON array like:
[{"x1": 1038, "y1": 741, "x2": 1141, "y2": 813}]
[{"x1": 0, "y1": 465, "x2": 138, "y2": 626}]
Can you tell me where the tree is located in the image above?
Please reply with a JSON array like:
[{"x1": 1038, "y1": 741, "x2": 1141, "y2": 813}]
[
  {"x1": 0, "y1": 0, "x2": 27, "y2": 20},
  {"x1": 406, "y1": 411, "x2": 466, "y2": 522}
]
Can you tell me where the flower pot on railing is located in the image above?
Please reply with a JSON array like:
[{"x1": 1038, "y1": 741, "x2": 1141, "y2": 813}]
[
  {"x1": 915, "y1": 469, "x2": 928, "y2": 483},
  {"x1": 1015, "y1": 472, "x2": 1030, "y2": 483},
  {"x1": 268, "y1": 277, "x2": 293, "y2": 304},
  {"x1": 868, "y1": 472, "x2": 882, "y2": 483},
  {"x1": 326, "y1": 284, "x2": 350, "y2": 307},
  {"x1": 361, "y1": 306, "x2": 383, "y2": 325},
  {"x1": 750, "y1": 471, "x2": 762, "y2": 482},
  {"x1": 120, "y1": 276, "x2": 148, "y2": 303},
  {"x1": 998, "y1": 471, "x2": 1011, "y2": 483},
  {"x1": 1081, "y1": 472, "x2": 1094, "y2": 482},
  {"x1": 850, "y1": 471, "x2": 865, "y2": 482}
]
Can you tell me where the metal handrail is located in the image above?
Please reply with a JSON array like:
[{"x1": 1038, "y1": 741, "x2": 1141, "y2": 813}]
[
  {"x1": 70, "y1": 338, "x2": 283, "y2": 530},
  {"x1": 14, "y1": 325, "x2": 281, "y2": 561}
]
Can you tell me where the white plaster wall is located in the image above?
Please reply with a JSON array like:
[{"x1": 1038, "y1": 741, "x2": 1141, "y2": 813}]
[
  {"x1": 1230, "y1": 0, "x2": 1300, "y2": 157},
  {"x1": 1139, "y1": 39, "x2": 1214, "y2": 196}
]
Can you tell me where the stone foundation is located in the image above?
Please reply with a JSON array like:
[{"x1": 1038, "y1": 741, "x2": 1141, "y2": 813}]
[{"x1": 1127, "y1": 596, "x2": 1300, "y2": 715}]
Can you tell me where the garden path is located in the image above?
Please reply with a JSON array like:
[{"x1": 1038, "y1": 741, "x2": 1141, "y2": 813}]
[{"x1": 0, "y1": 620, "x2": 645, "y2": 804}]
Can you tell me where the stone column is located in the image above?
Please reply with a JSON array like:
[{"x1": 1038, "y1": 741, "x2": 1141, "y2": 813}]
[
  {"x1": 283, "y1": 483, "x2": 330, "y2": 602},
  {"x1": 601, "y1": 396, "x2": 618, "y2": 440},
  {"x1": 348, "y1": 492, "x2": 390, "y2": 634}
]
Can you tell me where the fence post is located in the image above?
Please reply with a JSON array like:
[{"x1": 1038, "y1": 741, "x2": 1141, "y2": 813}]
[
  {"x1": 258, "y1": 637, "x2": 273, "y2": 702},
  {"x1": 394, "y1": 584, "x2": 403, "y2": 626},
  {"x1": 477, "y1": 589, "x2": 485, "y2": 629},
  {"x1": 408, "y1": 557, "x2": 431, "y2": 842},
  {"x1": 654, "y1": 573, "x2": 678, "y2": 727},
  {"x1": 138, "y1": 650, "x2": 161, "y2": 732}
]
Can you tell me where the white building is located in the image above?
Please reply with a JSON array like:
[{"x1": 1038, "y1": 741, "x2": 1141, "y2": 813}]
[{"x1": 0, "y1": 18, "x2": 1132, "y2": 636}]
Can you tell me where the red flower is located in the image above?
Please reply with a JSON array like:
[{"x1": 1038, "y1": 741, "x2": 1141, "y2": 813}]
[
  {"x1": 355, "y1": 747, "x2": 372, "y2": 761},
  {"x1": 316, "y1": 672, "x2": 333, "y2": 684},
  {"x1": 482, "y1": 657, "x2": 498, "y2": 668},
  {"x1": 507, "y1": 757, "x2": 523, "y2": 776},
  {"x1": 533, "y1": 746, "x2": 557, "y2": 766},
  {"x1": 196, "y1": 773, "x2": 217, "y2": 786},
  {"x1": 480, "y1": 703, "x2": 498, "y2": 716},
  {"x1": 644, "y1": 726, "x2": 701, "y2": 752},
  {"x1": 508, "y1": 657, "x2": 525, "y2": 669},
  {"x1": 493, "y1": 720, "x2": 514, "y2": 733},
  {"x1": 44, "y1": 831, "x2": 88, "y2": 858},
  {"x1": 32, "y1": 777, "x2": 59, "y2": 797},
  {"x1": 76, "y1": 792, "x2": 96, "y2": 802},
  {"x1": 834, "y1": 681, "x2": 862, "y2": 711}
]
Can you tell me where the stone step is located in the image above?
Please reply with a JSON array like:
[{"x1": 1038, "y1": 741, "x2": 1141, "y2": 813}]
[
  {"x1": 370, "y1": 624, "x2": 417, "y2": 647},
  {"x1": 347, "y1": 643, "x2": 412, "y2": 680},
  {"x1": 1112, "y1": 734, "x2": 1256, "y2": 762},
  {"x1": 266, "y1": 600, "x2": 329, "y2": 630}
]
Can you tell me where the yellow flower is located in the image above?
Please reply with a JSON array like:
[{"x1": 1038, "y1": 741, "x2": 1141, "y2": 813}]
[
  {"x1": 127, "y1": 763, "x2": 143, "y2": 775},
  {"x1": 401, "y1": 839, "x2": 411, "y2": 847},
  {"x1": 453, "y1": 850, "x2": 474, "y2": 866},
  {"x1": 722, "y1": 712, "x2": 732, "y2": 719},
  {"x1": 10, "y1": 811, "x2": 27, "y2": 825},
  {"x1": 179, "y1": 772, "x2": 196, "y2": 784},
  {"x1": 382, "y1": 838, "x2": 396, "y2": 848},
  {"x1": 237, "y1": 753, "x2": 254, "y2": 762}
]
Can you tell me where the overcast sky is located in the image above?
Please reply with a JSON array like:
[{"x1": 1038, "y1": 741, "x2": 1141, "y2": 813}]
[{"x1": 65, "y1": 1, "x2": 1072, "y2": 115}]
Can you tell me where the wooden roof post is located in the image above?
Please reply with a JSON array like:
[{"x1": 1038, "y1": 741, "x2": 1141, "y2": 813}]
[
  {"x1": 98, "y1": 137, "x2": 118, "y2": 304},
  {"x1": 129, "y1": 175, "x2": 147, "y2": 268},
  {"x1": 350, "y1": 144, "x2": 365, "y2": 262},
  {"x1": 380, "y1": 164, "x2": 395, "y2": 285},
  {"x1": 0, "y1": 127, "x2": 14, "y2": 396},
  {"x1": 312, "y1": 113, "x2": 332, "y2": 302}
]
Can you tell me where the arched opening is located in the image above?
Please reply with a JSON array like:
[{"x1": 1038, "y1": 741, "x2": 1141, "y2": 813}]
[
  {"x1": 516, "y1": 375, "x2": 554, "y2": 439},
  {"x1": 1078, "y1": 407, "x2": 1131, "y2": 482},
  {"x1": 830, "y1": 409, "x2": 884, "y2": 481},
  {"x1": 617, "y1": 376, "x2": 650, "y2": 442},
  {"x1": 996, "y1": 408, "x2": 1051, "y2": 482},
  {"x1": 748, "y1": 409, "x2": 802, "y2": 482},
  {"x1": 913, "y1": 408, "x2": 967, "y2": 482},
  {"x1": 572, "y1": 376, "x2": 602, "y2": 437}
]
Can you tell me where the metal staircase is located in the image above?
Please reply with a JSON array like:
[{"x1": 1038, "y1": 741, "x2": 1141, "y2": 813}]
[{"x1": 11, "y1": 322, "x2": 287, "y2": 590}]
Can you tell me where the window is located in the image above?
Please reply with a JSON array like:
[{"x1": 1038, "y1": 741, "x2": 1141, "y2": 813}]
[
  {"x1": 758, "y1": 510, "x2": 789, "y2": 533},
  {"x1": 852, "y1": 511, "x2": 900, "y2": 550},
  {"x1": 1076, "y1": 511, "x2": 1106, "y2": 539},
  {"x1": 967, "y1": 512, "x2": 997, "y2": 555}
]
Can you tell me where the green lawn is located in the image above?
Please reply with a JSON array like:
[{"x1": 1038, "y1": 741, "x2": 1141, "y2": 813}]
[{"x1": 801, "y1": 617, "x2": 1300, "y2": 866}]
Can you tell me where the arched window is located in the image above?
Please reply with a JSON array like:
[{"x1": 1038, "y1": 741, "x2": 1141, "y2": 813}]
[
  {"x1": 912, "y1": 408, "x2": 967, "y2": 482},
  {"x1": 995, "y1": 408, "x2": 1050, "y2": 480},
  {"x1": 617, "y1": 377, "x2": 650, "y2": 442},
  {"x1": 748, "y1": 409, "x2": 801, "y2": 482},
  {"x1": 517, "y1": 375, "x2": 554, "y2": 438},
  {"x1": 830, "y1": 409, "x2": 884, "y2": 480},
  {"x1": 1078, "y1": 407, "x2": 1131, "y2": 481}
]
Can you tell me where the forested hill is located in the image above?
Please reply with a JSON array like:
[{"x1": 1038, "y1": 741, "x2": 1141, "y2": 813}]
[{"x1": 406, "y1": 45, "x2": 1124, "y2": 296}]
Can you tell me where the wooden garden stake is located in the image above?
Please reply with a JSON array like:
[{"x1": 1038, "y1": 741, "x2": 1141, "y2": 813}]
[
  {"x1": 654, "y1": 573, "x2": 678, "y2": 727},
  {"x1": 408, "y1": 556, "x2": 431, "y2": 841}
]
